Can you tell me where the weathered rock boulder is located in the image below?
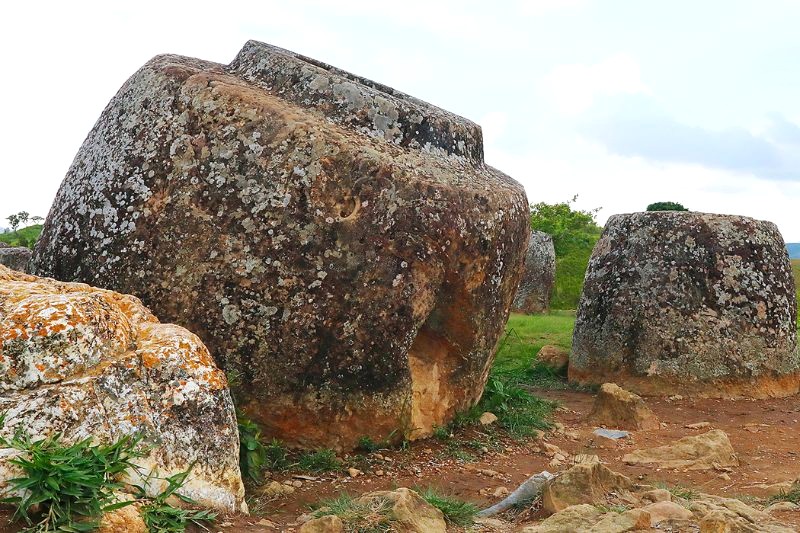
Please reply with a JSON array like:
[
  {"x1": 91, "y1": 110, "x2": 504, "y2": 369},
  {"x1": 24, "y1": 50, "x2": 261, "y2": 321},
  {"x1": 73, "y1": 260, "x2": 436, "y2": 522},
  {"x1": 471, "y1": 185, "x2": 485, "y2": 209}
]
[
  {"x1": 622, "y1": 429, "x2": 738, "y2": 471},
  {"x1": 570, "y1": 211, "x2": 798, "y2": 398},
  {"x1": 535, "y1": 345, "x2": 569, "y2": 373},
  {"x1": 0, "y1": 265, "x2": 244, "y2": 512},
  {"x1": 512, "y1": 231, "x2": 555, "y2": 314},
  {"x1": 588, "y1": 383, "x2": 659, "y2": 431},
  {"x1": 540, "y1": 461, "x2": 634, "y2": 514},
  {"x1": 355, "y1": 488, "x2": 446, "y2": 533},
  {"x1": 32, "y1": 41, "x2": 529, "y2": 449},
  {"x1": 0, "y1": 247, "x2": 31, "y2": 273}
]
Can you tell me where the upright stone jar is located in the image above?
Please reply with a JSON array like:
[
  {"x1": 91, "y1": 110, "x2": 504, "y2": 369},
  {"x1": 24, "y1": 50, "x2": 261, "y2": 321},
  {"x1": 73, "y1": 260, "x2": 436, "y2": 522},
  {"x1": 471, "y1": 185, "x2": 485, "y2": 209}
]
[
  {"x1": 570, "y1": 211, "x2": 799, "y2": 398},
  {"x1": 32, "y1": 41, "x2": 530, "y2": 449},
  {"x1": 512, "y1": 230, "x2": 556, "y2": 314}
]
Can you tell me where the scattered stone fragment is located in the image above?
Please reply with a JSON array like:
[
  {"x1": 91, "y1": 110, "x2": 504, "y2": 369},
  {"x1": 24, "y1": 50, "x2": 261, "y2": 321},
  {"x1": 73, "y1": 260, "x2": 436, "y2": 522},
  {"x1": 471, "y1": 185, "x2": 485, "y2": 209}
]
[
  {"x1": 0, "y1": 247, "x2": 31, "y2": 273},
  {"x1": 0, "y1": 266, "x2": 244, "y2": 512},
  {"x1": 262, "y1": 481, "x2": 296, "y2": 498},
  {"x1": 766, "y1": 502, "x2": 799, "y2": 513},
  {"x1": 640, "y1": 489, "x2": 672, "y2": 503},
  {"x1": 520, "y1": 503, "x2": 602, "y2": 532},
  {"x1": 512, "y1": 231, "x2": 556, "y2": 314},
  {"x1": 570, "y1": 211, "x2": 798, "y2": 398},
  {"x1": 623, "y1": 430, "x2": 738, "y2": 471},
  {"x1": 541, "y1": 462, "x2": 634, "y2": 514},
  {"x1": 642, "y1": 501, "x2": 694, "y2": 525},
  {"x1": 299, "y1": 515, "x2": 344, "y2": 533},
  {"x1": 347, "y1": 467, "x2": 362, "y2": 478},
  {"x1": 32, "y1": 40, "x2": 530, "y2": 451},
  {"x1": 593, "y1": 428, "x2": 630, "y2": 440},
  {"x1": 686, "y1": 422, "x2": 711, "y2": 430},
  {"x1": 535, "y1": 345, "x2": 569, "y2": 373},
  {"x1": 355, "y1": 488, "x2": 446, "y2": 533},
  {"x1": 588, "y1": 383, "x2": 660, "y2": 430},
  {"x1": 480, "y1": 412, "x2": 499, "y2": 426},
  {"x1": 691, "y1": 494, "x2": 795, "y2": 532}
]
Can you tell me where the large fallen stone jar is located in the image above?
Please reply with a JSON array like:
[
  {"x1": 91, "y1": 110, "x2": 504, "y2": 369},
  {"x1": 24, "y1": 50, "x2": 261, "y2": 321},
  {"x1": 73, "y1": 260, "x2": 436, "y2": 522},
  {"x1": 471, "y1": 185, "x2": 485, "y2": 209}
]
[
  {"x1": 0, "y1": 265, "x2": 245, "y2": 512},
  {"x1": 31, "y1": 41, "x2": 530, "y2": 449},
  {"x1": 570, "y1": 211, "x2": 799, "y2": 397}
]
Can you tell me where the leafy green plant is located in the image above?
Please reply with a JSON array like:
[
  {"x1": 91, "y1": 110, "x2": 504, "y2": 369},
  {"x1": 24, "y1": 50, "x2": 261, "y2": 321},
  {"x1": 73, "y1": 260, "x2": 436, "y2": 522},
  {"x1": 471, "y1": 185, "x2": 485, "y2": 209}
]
[
  {"x1": 417, "y1": 487, "x2": 478, "y2": 526},
  {"x1": 432, "y1": 425, "x2": 451, "y2": 441},
  {"x1": 137, "y1": 469, "x2": 217, "y2": 533},
  {"x1": 263, "y1": 438, "x2": 290, "y2": 471},
  {"x1": 297, "y1": 449, "x2": 341, "y2": 473},
  {"x1": 237, "y1": 412, "x2": 268, "y2": 481},
  {"x1": 0, "y1": 427, "x2": 144, "y2": 533}
]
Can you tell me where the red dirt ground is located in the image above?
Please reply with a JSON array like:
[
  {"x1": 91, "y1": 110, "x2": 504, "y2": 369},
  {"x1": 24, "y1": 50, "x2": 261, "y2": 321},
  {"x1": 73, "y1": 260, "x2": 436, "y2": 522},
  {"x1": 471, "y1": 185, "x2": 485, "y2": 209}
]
[{"x1": 3, "y1": 387, "x2": 800, "y2": 531}]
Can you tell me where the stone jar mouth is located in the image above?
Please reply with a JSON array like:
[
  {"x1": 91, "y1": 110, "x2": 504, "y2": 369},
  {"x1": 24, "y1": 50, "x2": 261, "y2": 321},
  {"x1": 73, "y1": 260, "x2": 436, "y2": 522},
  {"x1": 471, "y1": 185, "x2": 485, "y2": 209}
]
[{"x1": 228, "y1": 40, "x2": 485, "y2": 163}]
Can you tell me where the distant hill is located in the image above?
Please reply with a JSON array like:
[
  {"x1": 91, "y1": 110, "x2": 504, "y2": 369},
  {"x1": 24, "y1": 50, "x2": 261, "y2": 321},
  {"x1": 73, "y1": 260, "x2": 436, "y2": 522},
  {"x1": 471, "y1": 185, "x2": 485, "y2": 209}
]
[
  {"x1": 788, "y1": 243, "x2": 800, "y2": 259},
  {"x1": 0, "y1": 224, "x2": 42, "y2": 249}
]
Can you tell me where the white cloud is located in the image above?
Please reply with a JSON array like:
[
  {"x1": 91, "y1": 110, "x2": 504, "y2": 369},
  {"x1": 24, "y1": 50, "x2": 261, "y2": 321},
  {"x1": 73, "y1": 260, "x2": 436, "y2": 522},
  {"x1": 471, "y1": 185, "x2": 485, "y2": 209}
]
[{"x1": 544, "y1": 54, "x2": 650, "y2": 115}]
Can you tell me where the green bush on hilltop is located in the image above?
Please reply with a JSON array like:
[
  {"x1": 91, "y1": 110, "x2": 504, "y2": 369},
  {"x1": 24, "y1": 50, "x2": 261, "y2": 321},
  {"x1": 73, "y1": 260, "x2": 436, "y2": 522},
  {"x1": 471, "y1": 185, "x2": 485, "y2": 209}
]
[{"x1": 646, "y1": 201, "x2": 688, "y2": 211}]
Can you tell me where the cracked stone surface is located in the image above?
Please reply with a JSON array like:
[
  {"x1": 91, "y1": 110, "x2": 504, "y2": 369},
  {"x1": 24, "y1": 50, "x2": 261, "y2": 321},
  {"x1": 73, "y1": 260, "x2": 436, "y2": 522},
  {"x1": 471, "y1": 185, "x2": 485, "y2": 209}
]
[
  {"x1": 570, "y1": 211, "x2": 799, "y2": 397},
  {"x1": 31, "y1": 41, "x2": 530, "y2": 450},
  {"x1": 0, "y1": 265, "x2": 244, "y2": 512},
  {"x1": 512, "y1": 231, "x2": 555, "y2": 314}
]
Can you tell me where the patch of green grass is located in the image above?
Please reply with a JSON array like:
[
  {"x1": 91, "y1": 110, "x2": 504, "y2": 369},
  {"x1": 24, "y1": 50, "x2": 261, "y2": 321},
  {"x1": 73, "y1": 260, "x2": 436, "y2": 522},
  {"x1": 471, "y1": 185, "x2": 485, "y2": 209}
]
[
  {"x1": 0, "y1": 430, "x2": 144, "y2": 532},
  {"x1": 356, "y1": 436, "x2": 381, "y2": 453},
  {"x1": 474, "y1": 375, "x2": 555, "y2": 438},
  {"x1": 0, "y1": 224, "x2": 42, "y2": 249},
  {"x1": 312, "y1": 493, "x2": 392, "y2": 532},
  {"x1": 297, "y1": 449, "x2": 342, "y2": 473},
  {"x1": 417, "y1": 487, "x2": 478, "y2": 526},
  {"x1": 769, "y1": 484, "x2": 800, "y2": 504},
  {"x1": 432, "y1": 425, "x2": 452, "y2": 441},
  {"x1": 655, "y1": 482, "x2": 699, "y2": 502}
]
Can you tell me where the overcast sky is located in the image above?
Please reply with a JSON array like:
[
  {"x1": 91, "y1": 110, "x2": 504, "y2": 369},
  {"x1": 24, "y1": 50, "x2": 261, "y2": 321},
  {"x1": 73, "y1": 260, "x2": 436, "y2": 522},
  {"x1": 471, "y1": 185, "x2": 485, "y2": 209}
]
[{"x1": 3, "y1": 1, "x2": 800, "y2": 239}]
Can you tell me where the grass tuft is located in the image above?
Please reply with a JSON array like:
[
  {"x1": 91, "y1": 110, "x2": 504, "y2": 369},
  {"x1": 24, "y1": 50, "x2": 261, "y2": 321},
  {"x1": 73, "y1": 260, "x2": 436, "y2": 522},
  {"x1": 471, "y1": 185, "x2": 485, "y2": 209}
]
[
  {"x1": 312, "y1": 493, "x2": 392, "y2": 532},
  {"x1": 417, "y1": 487, "x2": 478, "y2": 526}
]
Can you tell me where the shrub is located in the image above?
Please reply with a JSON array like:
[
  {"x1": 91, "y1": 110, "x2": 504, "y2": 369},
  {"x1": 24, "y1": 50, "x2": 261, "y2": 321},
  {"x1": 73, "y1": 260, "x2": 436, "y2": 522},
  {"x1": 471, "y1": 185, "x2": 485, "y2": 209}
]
[
  {"x1": 646, "y1": 201, "x2": 688, "y2": 211},
  {"x1": 312, "y1": 493, "x2": 393, "y2": 530}
]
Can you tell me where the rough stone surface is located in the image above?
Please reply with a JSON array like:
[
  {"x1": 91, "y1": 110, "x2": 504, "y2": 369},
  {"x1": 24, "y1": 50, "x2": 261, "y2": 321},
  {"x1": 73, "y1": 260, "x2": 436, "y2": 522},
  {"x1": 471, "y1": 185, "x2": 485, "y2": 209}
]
[
  {"x1": 0, "y1": 265, "x2": 244, "y2": 512},
  {"x1": 588, "y1": 383, "x2": 660, "y2": 430},
  {"x1": 570, "y1": 211, "x2": 799, "y2": 398},
  {"x1": 540, "y1": 461, "x2": 634, "y2": 514},
  {"x1": 299, "y1": 515, "x2": 344, "y2": 533},
  {"x1": 512, "y1": 231, "x2": 555, "y2": 314},
  {"x1": 0, "y1": 247, "x2": 31, "y2": 273},
  {"x1": 355, "y1": 488, "x2": 446, "y2": 533},
  {"x1": 535, "y1": 345, "x2": 569, "y2": 373},
  {"x1": 691, "y1": 494, "x2": 795, "y2": 532},
  {"x1": 642, "y1": 501, "x2": 693, "y2": 525},
  {"x1": 623, "y1": 429, "x2": 738, "y2": 471},
  {"x1": 31, "y1": 41, "x2": 530, "y2": 450}
]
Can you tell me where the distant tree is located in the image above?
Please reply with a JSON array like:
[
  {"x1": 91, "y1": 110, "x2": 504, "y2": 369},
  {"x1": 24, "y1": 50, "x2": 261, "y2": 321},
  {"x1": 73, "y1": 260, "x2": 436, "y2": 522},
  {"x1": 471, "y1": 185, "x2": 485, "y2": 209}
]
[
  {"x1": 529, "y1": 196, "x2": 603, "y2": 309},
  {"x1": 646, "y1": 201, "x2": 688, "y2": 212},
  {"x1": 6, "y1": 214, "x2": 19, "y2": 233},
  {"x1": 31, "y1": 215, "x2": 44, "y2": 224},
  {"x1": 17, "y1": 211, "x2": 29, "y2": 226}
]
